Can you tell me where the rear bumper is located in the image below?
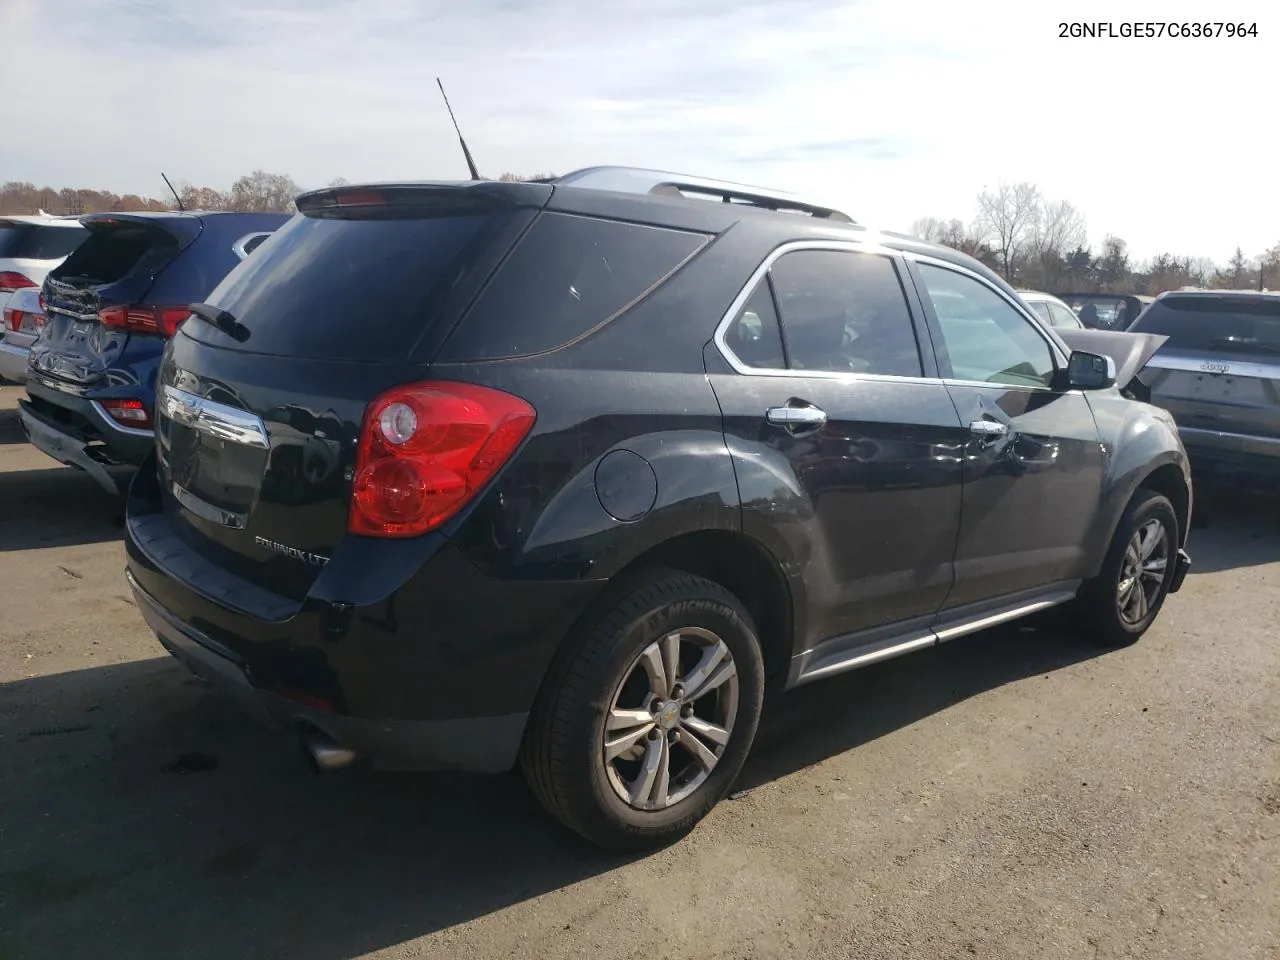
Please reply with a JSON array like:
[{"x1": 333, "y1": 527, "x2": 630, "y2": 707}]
[
  {"x1": 0, "y1": 338, "x2": 30, "y2": 383},
  {"x1": 23, "y1": 376, "x2": 155, "y2": 465},
  {"x1": 128, "y1": 570, "x2": 529, "y2": 772},
  {"x1": 1180, "y1": 426, "x2": 1280, "y2": 486},
  {"x1": 18, "y1": 399, "x2": 127, "y2": 495},
  {"x1": 123, "y1": 472, "x2": 606, "y2": 773}
]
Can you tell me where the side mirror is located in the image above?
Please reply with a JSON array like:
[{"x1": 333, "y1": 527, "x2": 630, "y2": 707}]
[{"x1": 1065, "y1": 351, "x2": 1116, "y2": 390}]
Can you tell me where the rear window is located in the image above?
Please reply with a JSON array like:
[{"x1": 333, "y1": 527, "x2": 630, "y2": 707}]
[
  {"x1": 1061, "y1": 295, "x2": 1131, "y2": 330},
  {"x1": 1131, "y1": 296, "x2": 1280, "y2": 357},
  {"x1": 187, "y1": 211, "x2": 499, "y2": 361},
  {"x1": 441, "y1": 212, "x2": 708, "y2": 361},
  {"x1": 53, "y1": 224, "x2": 178, "y2": 285},
  {"x1": 0, "y1": 223, "x2": 87, "y2": 260}
]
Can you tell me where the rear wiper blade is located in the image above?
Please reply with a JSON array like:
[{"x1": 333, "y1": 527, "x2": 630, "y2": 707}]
[
  {"x1": 187, "y1": 302, "x2": 250, "y2": 343},
  {"x1": 1209, "y1": 336, "x2": 1280, "y2": 355}
]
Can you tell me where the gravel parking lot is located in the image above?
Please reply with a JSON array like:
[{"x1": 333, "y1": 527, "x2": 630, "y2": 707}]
[{"x1": 1, "y1": 381, "x2": 1277, "y2": 960}]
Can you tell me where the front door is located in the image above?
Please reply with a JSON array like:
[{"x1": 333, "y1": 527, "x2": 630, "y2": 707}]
[
  {"x1": 908, "y1": 259, "x2": 1105, "y2": 610},
  {"x1": 708, "y1": 244, "x2": 967, "y2": 651}
]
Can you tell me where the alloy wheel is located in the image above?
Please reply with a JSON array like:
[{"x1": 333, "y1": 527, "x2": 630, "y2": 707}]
[
  {"x1": 1116, "y1": 518, "x2": 1169, "y2": 626},
  {"x1": 602, "y1": 627, "x2": 740, "y2": 811}
]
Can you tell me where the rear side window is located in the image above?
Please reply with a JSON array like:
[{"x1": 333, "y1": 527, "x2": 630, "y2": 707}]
[
  {"x1": 188, "y1": 212, "x2": 499, "y2": 361},
  {"x1": 0, "y1": 223, "x2": 86, "y2": 260},
  {"x1": 1132, "y1": 296, "x2": 1280, "y2": 357},
  {"x1": 443, "y1": 212, "x2": 708, "y2": 361},
  {"x1": 1027, "y1": 300, "x2": 1052, "y2": 324},
  {"x1": 769, "y1": 250, "x2": 923, "y2": 377},
  {"x1": 54, "y1": 225, "x2": 178, "y2": 285},
  {"x1": 1048, "y1": 302, "x2": 1082, "y2": 329}
]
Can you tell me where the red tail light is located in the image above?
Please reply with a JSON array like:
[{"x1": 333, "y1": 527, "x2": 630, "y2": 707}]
[
  {"x1": 349, "y1": 381, "x2": 536, "y2": 538},
  {"x1": 0, "y1": 271, "x2": 36, "y2": 292},
  {"x1": 4, "y1": 307, "x2": 24, "y2": 331},
  {"x1": 99, "y1": 398, "x2": 153, "y2": 430},
  {"x1": 98, "y1": 304, "x2": 190, "y2": 337}
]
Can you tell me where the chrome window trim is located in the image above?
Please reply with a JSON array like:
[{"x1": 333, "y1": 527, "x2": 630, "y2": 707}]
[
  {"x1": 711, "y1": 239, "x2": 939, "y2": 387},
  {"x1": 92, "y1": 400, "x2": 154, "y2": 437},
  {"x1": 158, "y1": 384, "x2": 270, "y2": 449},
  {"x1": 231, "y1": 232, "x2": 272, "y2": 261}
]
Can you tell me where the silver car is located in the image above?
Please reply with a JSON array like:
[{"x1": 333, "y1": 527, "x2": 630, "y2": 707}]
[
  {"x1": 0, "y1": 285, "x2": 45, "y2": 383},
  {"x1": 1129, "y1": 289, "x2": 1280, "y2": 487}
]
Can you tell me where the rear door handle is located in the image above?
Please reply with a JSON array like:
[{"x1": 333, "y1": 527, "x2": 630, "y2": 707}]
[
  {"x1": 766, "y1": 404, "x2": 828, "y2": 428},
  {"x1": 969, "y1": 419, "x2": 1008, "y2": 438}
]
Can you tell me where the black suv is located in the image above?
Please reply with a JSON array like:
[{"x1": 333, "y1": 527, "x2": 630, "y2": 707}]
[
  {"x1": 20, "y1": 211, "x2": 287, "y2": 494},
  {"x1": 124, "y1": 168, "x2": 1192, "y2": 849}
]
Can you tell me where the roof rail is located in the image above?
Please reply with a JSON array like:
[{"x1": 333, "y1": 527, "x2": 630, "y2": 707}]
[{"x1": 551, "y1": 166, "x2": 855, "y2": 223}]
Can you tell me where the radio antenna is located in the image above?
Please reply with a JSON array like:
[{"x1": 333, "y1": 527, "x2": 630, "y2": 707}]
[
  {"x1": 436, "y1": 78, "x2": 481, "y2": 180},
  {"x1": 161, "y1": 172, "x2": 185, "y2": 211}
]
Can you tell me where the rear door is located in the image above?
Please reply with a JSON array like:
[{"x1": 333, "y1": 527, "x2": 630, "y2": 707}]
[
  {"x1": 708, "y1": 242, "x2": 967, "y2": 649},
  {"x1": 909, "y1": 258, "x2": 1105, "y2": 609},
  {"x1": 32, "y1": 217, "x2": 198, "y2": 387},
  {"x1": 1133, "y1": 294, "x2": 1280, "y2": 446}
]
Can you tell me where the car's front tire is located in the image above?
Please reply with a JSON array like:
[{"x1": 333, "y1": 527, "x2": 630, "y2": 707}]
[
  {"x1": 1076, "y1": 487, "x2": 1180, "y2": 646},
  {"x1": 521, "y1": 569, "x2": 765, "y2": 851}
]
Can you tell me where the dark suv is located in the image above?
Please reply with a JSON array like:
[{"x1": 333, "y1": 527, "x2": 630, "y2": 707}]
[
  {"x1": 1129, "y1": 289, "x2": 1280, "y2": 487},
  {"x1": 19, "y1": 211, "x2": 287, "y2": 494},
  {"x1": 123, "y1": 168, "x2": 1192, "y2": 850}
]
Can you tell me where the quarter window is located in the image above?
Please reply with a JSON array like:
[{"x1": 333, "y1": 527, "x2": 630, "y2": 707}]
[
  {"x1": 723, "y1": 280, "x2": 786, "y2": 368},
  {"x1": 768, "y1": 250, "x2": 923, "y2": 377},
  {"x1": 917, "y1": 264, "x2": 1057, "y2": 388}
]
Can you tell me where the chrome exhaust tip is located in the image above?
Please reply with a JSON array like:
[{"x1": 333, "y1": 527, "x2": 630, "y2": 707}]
[{"x1": 299, "y1": 730, "x2": 360, "y2": 773}]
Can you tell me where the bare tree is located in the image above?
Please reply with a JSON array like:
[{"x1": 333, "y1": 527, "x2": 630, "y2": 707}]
[
  {"x1": 177, "y1": 183, "x2": 231, "y2": 211},
  {"x1": 1030, "y1": 200, "x2": 1087, "y2": 259},
  {"x1": 974, "y1": 182, "x2": 1041, "y2": 281},
  {"x1": 228, "y1": 170, "x2": 302, "y2": 213}
]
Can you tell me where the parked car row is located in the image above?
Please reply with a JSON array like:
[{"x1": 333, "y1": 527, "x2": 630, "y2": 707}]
[
  {"x1": 2, "y1": 167, "x2": 1267, "y2": 851},
  {"x1": 13, "y1": 211, "x2": 287, "y2": 493}
]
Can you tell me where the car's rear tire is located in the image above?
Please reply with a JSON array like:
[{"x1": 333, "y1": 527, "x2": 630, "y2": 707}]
[
  {"x1": 1076, "y1": 488, "x2": 1179, "y2": 647},
  {"x1": 521, "y1": 568, "x2": 765, "y2": 851}
]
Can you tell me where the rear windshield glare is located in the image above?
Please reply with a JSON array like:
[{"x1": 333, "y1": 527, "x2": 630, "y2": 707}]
[
  {"x1": 185, "y1": 210, "x2": 503, "y2": 361},
  {"x1": 0, "y1": 223, "x2": 87, "y2": 260},
  {"x1": 53, "y1": 224, "x2": 178, "y2": 286},
  {"x1": 441, "y1": 212, "x2": 708, "y2": 361},
  {"x1": 1132, "y1": 297, "x2": 1280, "y2": 356}
]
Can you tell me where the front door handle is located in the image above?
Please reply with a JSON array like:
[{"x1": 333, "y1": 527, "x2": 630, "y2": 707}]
[
  {"x1": 767, "y1": 404, "x2": 828, "y2": 429},
  {"x1": 969, "y1": 419, "x2": 1008, "y2": 438}
]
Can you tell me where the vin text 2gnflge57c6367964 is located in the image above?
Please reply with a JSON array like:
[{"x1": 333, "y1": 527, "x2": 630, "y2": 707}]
[{"x1": 122, "y1": 167, "x2": 1192, "y2": 850}]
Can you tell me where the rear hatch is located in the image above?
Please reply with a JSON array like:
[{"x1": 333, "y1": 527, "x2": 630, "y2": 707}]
[
  {"x1": 32, "y1": 215, "x2": 200, "y2": 386},
  {"x1": 1133, "y1": 294, "x2": 1280, "y2": 440},
  {"x1": 151, "y1": 183, "x2": 551, "y2": 603}
]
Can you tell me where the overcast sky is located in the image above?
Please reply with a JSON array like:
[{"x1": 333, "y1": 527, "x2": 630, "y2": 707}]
[{"x1": 1, "y1": 0, "x2": 1274, "y2": 262}]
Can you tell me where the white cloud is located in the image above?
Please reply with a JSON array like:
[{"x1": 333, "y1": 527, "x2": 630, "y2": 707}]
[{"x1": 1, "y1": 0, "x2": 1275, "y2": 262}]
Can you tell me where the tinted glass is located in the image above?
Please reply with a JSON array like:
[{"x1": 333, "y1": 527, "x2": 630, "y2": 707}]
[
  {"x1": 240, "y1": 233, "x2": 268, "y2": 256},
  {"x1": 0, "y1": 223, "x2": 86, "y2": 260},
  {"x1": 1065, "y1": 295, "x2": 1128, "y2": 330},
  {"x1": 1048, "y1": 302, "x2": 1083, "y2": 329},
  {"x1": 769, "y1": 250, "x2": 922, "y2": 376},
  {"x1": 918, "y1": 264, "x2": 1056, "y2": 388},
  {"x1": 53, "y1": 224, "x2": 178, "y2": 285},
  {"x1": 446, "y1": 213, "x2": 707, "y2": 360},
  {"x1": 188, "y1": 211, "x2": 498, "y2": 360},
  {"x1": 1131, "y1": 296, "x2": 1280, "y2": 357},
  {"x1": 724, "y1": 280, "x2": 785, "y2": 368}
]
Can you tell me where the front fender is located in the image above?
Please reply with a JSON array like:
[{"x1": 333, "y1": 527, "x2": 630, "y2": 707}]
[{"x1": 1084, "y1": 392, "x2": 1191, "y2": 574}]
